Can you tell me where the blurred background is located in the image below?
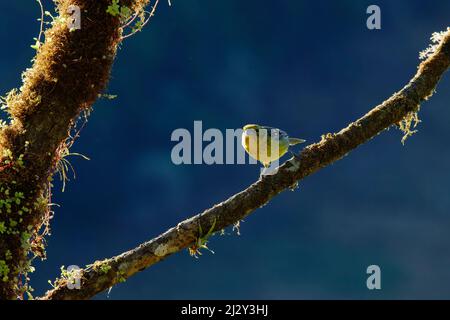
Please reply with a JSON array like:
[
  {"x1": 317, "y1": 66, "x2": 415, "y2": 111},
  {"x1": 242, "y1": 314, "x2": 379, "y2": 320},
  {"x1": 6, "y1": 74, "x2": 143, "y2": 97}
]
[{"x1": 0, "y1": 0, "x2": 450, "y2": 299}]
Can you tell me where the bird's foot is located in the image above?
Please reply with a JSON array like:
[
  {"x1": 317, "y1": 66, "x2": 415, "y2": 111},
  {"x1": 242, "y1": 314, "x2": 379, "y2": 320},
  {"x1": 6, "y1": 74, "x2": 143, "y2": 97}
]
[{"x1": 290, "y1": 151, "x2": 302, "y2": 162}]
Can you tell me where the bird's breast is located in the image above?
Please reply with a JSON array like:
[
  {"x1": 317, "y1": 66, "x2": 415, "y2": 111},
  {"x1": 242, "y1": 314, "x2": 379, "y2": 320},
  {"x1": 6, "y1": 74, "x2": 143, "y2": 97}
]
[{"x1": 242, "y1": 131, "x2": 289, "y2": 164}]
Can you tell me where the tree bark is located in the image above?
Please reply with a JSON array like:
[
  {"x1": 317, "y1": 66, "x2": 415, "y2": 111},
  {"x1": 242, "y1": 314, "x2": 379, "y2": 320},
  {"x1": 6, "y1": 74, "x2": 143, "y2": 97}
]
[{"x1": 0, "y1": 0, "x2": 150, "y2": 300}]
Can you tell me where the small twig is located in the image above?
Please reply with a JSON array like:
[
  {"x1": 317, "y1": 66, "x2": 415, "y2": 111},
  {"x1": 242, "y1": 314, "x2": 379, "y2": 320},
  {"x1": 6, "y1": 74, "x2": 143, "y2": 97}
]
[
  {"x1": 35, "y1": 0, "x2": 45, "y2": 49},
  {"x1": 121, "y1": 12, "x2": 139, "y2": 29},
  {"x1": 122, "y1": 0, "x2": 160, "y2": 40}
]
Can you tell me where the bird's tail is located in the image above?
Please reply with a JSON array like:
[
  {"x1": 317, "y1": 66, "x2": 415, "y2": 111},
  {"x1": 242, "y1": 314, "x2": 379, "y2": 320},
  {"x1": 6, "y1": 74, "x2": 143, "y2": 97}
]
[{"x1": 288, "y1": 138, "x2": 306, "y2": 146}]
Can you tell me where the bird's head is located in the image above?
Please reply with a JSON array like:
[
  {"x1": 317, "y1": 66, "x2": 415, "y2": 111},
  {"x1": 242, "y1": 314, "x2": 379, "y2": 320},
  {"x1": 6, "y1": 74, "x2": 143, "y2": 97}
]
[{"x1": 243, "y1": 124, "x2": 261, "y2": 132}]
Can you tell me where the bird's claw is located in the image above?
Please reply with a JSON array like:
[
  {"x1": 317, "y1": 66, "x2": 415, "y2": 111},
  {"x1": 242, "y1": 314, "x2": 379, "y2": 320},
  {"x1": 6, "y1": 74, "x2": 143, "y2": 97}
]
[{"x1": 290, "y1": 151, "x2": 302, "y2": 162}]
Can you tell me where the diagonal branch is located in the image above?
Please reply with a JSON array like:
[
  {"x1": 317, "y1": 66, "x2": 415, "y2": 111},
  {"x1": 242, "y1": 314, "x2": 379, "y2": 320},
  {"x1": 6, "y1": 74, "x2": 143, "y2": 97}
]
[{"x1": 41, "y1": 29, "x2": 450, "y2": 300}]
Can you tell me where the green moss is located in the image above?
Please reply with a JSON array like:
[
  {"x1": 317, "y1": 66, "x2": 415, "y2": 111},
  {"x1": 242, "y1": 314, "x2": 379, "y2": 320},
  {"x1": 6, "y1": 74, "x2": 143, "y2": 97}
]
[
  {"x1": 117, "y1": 270, "x2": 126, "y2": 283},
  {"x1": 188, "y1": 218, "x2": 217, "y2": 258},
  {"x1": 120, "y1": 6, "x2": 132, "y2": 20},
  {"x1": 0, "y1": 260, "x2": 10, "y2": 282},
  {"x1": 9, "y1": 219, "x2": 17, "y2": 228},
  {"x1": 21, "y1": 231, "x2": 32, "y2": 250},
  {"x1": 100, "y1": 264, "x2": 111, "y2": 274},
  {"x1": 107, "y1": 0, "x2": 121, "y2": 16},
  {"x1": 87, "y1": 259, "x2": 112, "y2": 274},
  {"x1": 107, "y1": 0, "x2": 132, "y2": 20}
]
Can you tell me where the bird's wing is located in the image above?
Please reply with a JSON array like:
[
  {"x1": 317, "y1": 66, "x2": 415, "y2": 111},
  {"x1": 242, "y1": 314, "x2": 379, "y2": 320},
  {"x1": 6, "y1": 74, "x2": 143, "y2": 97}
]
[{"x1": 260, "y1": 126, "x2": 289, "y2": 139}]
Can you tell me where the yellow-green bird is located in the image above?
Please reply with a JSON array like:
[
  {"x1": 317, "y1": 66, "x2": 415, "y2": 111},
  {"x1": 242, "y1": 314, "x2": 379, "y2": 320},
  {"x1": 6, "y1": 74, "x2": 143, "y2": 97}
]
[{"x1": 241, "y1": 124, "x2": 306, "y2": 168}]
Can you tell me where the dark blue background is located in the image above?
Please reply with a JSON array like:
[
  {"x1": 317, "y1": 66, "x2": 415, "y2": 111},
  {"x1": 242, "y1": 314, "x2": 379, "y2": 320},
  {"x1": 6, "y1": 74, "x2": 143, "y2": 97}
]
[{"x1": 1, "y1": 0, "x2": 450, "y2": 299}]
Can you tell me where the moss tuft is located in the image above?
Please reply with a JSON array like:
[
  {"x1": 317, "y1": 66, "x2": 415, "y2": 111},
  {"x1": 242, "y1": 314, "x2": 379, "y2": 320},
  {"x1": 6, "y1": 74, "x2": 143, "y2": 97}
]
[{"x1": 398, "y1": 110, "x2": 421, "y2": 145}]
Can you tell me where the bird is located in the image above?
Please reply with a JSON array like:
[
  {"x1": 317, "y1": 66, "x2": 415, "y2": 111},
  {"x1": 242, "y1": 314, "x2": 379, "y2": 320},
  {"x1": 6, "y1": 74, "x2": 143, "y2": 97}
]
[{"x1": 241, "y1": 124, "x2": 306, "y2": 168}]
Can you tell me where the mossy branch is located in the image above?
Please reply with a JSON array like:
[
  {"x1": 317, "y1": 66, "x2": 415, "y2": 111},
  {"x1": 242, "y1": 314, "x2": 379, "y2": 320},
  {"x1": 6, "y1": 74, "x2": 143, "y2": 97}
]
[{"x1": 40, "y1": 29, "x2": 450, "y2": 300}]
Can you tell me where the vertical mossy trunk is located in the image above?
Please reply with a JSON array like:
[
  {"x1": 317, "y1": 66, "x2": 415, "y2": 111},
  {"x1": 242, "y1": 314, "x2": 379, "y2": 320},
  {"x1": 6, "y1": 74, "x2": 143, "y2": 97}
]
[{"x1": 0, "y1": 0, "x2": 125, "y2": 299}]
